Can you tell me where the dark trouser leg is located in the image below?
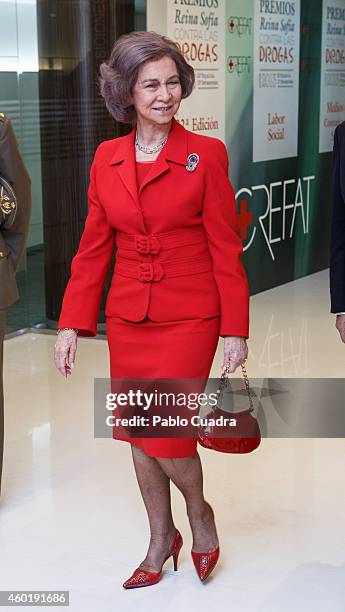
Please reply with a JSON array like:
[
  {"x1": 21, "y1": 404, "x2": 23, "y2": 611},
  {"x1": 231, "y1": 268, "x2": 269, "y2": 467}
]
[{"x1": 0, "y1": 310, "x2": 5, "y2": 496}]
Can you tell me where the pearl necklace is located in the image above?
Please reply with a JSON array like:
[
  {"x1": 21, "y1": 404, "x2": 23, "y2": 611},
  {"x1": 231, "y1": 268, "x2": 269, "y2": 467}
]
[{"x1": 135, "y1": 132, "x2": 168, "y2": 154}]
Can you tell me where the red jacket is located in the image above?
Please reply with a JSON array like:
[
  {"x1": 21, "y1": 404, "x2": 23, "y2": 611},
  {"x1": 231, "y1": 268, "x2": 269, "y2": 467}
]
[{"x1": 58, "y1": 117, "x2": 250, "y2": 338}]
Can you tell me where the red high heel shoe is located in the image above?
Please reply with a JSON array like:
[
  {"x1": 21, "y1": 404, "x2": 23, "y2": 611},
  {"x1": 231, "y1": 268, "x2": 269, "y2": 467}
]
[
  {"x1": 122, "y1": 528, "x2": 183, "y2": 589},
  {"x1": 191, "y1": 546, "x2": 220, "y2": 582},
  {"x1": 191, "y1": 503, "x2": 220, "y2": 582}
]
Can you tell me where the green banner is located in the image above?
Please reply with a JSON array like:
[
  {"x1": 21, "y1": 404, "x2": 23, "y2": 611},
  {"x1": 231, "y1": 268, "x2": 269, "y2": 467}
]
[{"x1": 226, "y1": 0, "x2": 334, "y2": 295}]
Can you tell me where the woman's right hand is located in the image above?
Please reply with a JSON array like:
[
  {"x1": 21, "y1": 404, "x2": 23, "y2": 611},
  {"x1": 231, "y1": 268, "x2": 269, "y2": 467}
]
[{"x1": 54, "y1": 329, "x2": 78, "y2": 378}]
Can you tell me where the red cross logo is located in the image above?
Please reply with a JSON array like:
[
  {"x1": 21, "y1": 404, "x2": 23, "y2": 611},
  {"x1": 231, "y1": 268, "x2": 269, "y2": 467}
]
[
  {"x1": 237, "y1": 199, "x2": 253, "y2": 241},
  {"x1": 228, "y1": 58, "x2": 235, "y2": 71}
]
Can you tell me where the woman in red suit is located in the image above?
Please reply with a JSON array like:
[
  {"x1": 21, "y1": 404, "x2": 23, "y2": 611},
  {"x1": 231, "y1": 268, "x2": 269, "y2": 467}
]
[{"x1": 54, "y1": 31, "x2": 249, "y2": 587}]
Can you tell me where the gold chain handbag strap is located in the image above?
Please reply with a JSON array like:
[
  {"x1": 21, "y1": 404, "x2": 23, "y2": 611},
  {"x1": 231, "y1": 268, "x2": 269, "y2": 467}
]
[{"x1": 215, "y1": 362, "x2": 254, "y2": 412}]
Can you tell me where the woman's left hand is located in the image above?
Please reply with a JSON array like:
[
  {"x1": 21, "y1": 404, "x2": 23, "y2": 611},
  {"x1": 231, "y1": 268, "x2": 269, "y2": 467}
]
[{"x1": 223, "y1": 336, "x2": 248, "y2": 373}]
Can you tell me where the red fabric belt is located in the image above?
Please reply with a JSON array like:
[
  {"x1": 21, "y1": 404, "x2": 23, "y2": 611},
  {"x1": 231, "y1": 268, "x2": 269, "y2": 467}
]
[
  {"x1": 114, "y1": 255, "x2": 214, "y2": 283},
  {"x1": 116, "y1": 226, "x2": 208, "y2": 255}
]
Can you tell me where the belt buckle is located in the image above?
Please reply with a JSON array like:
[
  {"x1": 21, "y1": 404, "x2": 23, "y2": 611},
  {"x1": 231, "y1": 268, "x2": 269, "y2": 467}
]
[
  {"x1": 135, "y1": 234, "x2": 161, "y2": 254},
  {"x1": 135, "y1": 235, "x2": 150, "y2": 254},
  {"x1": 137, "y1": 262, "x2": 164, "y2": 282},
  {"x1": 138, "y1": 262, "x2": 154, "y2": 282}
]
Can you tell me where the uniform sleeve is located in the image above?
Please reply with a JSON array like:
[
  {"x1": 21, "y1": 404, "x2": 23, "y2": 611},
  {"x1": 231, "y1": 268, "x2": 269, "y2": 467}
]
[
  {"x1": 202, "y1": 139, "x2": 250, "y2": 338},
  {"x1": 58, "y1": 147, "x2": 116, "y2": 337},
  {"x1": 0, "y1": 117, "x2": 31, "y2": 271},
  {"x1": 330, "y1": 125, "x2": 345, "y2": 313}
]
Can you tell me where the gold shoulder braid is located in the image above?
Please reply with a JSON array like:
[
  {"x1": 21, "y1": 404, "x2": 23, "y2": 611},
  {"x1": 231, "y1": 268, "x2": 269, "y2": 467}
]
[
  {"x1": 0, "y1": 113, "x2": 17, "y2": 228},
  {"x1": 0, "y1": 175, "x2": 17, "y2": 228}
]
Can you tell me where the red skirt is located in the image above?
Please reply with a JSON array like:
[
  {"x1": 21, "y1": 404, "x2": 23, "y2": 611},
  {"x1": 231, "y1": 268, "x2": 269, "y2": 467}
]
[{"x1": 106, "y1": 315, "x2": 221, "y2": 457}]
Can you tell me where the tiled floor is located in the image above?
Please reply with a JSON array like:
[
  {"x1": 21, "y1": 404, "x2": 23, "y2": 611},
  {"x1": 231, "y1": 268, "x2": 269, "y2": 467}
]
[{"x1": 1, "y1": 269, "x2": 345, "y2": 611}]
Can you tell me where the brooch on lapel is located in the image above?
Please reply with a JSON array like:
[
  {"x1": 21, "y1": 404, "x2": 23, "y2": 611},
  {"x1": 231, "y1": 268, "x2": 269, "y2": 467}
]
[{"x1": 186, "y1": 153, "x2": 199, "y2": 172}]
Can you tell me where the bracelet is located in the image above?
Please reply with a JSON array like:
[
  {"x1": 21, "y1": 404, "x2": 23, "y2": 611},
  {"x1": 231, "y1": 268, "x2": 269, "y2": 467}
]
[{"x1": 57, "y1": 327, "x2": 78, "y2": 335}]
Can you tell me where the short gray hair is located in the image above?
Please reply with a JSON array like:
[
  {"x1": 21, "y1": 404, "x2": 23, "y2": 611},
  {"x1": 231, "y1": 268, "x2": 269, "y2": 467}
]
[{"x1": 99, "y1": 31, "x2": 195, "y2": 125}]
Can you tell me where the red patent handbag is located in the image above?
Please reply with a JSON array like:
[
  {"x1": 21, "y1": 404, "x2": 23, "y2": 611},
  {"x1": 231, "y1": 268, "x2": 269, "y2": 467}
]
[{"x1": 198, "y1": 363, "x2": 261, "y2": 454}]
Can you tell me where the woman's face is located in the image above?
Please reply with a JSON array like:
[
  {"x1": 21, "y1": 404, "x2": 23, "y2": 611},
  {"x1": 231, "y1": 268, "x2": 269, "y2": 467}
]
[{"x1": 130, "y1": 55, "x2": 182, "y2": 127}]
